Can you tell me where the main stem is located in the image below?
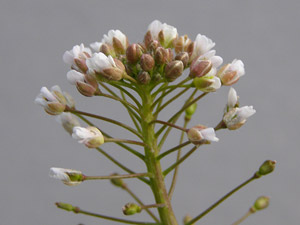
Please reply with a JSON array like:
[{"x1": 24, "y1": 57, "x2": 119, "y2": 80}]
[{"x1": 141, "y1": 87, "x2": 178, "y2": 225}]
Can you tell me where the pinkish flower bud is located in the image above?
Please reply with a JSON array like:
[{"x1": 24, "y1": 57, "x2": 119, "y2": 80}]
[
  {"x1": 137, "y1": 71, "x2": 151, "y2": 84},
  {"x1": 155, "y1": 47, "x2": 173, "y2": 65},
  {"x1": 189, "y1": 59, "x2": 212, "y2": 78},
  {"x1": 140, "y1": 54, "x2": 155, "y2": 71},
  {"x1": 175, "y1": 52, "x2": 189, "y2": 68},
  {"x1": 175, "y1": 35, "x2": 192, "y2": 53},
  {"x1": 126, "y1": 44, "x2": 144, "y2": 64},
  {"x1": 100, "y1": 43, "x2": 116, "y2": 57},
  {"x1": 217, "y1": 59, "x2": 245, "y2": 85},
  {"x1": 165, "y1": 60, "x2": 184, "y2": 82},
  {"x1": 187, "y1": 125, "x2": 219, "y2": 144}
]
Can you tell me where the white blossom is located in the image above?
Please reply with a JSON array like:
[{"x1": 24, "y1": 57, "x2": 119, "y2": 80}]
[
  {"x1": 34, "y1": 85, "x2": 67, "y2": 115},
  {"x1": 227, "y1": 87, "x2": 238, "y2": 109},
  {"x1": 187, "y1": 125, "x2": 219, "y2": 143},
  {"x1": 90, "y1": 42, "x2": 102, "y2": 52},
  {"x1": 223, "y1": 106, "x2": 256, "y2": 130},
  {"x1": 49, "y1": 167, "x2": 83, "y2": 186},
  {"x1": 190, "y1": 34, "x2": 216, "y2": 62},
  {"x1": 102, "y1": 29, "x2": 128, "y2": 52},
  {"x1": 72, "y1": 126, "x2": 104, "y2": 148},
  {"x1": 217, "y1": 59, "x2": 245, "y2": 85},
  {"x1": 63, "y1": 44, "x2": 92, "y2": 71},
  {"x1": 66, "y1": 70, "x2": 85, "y2": 85}
]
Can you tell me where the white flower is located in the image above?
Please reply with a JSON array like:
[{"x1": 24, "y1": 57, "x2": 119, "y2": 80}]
[
  {"x1": 86, "y1": 52, "x2": 124, "y2": 80},
  {"x1": 223, "y1": 106, "x2": 256, "y2": 130},
  {"x1": 49, "y1": 167, "x2": 83, "y2": 186},
  {"x1": 187, "y1": 125, "x2": 219, "y2": 143},
  {"x1": 63, "y1": 44, "x2": 92, "y2": 72},
  {"x1": 193, "y1": 76, "x2": 221, "y2": 92},
  {"x1": 227, "y1": 87, "x2": 238, "y2": 109},
  {"x1": 190, "y1": 34, "x2": 216, "y2": 62},
  {"x1": 190, "y1": 50, "x2": 223, "y2": 78},
  {"x1": 72, "y1": 126, "x2": 104, "y2": 148},
  {"x1": 147, "y1": 20, "x2": 178, "y2": 48},
  {"x1": 102, "y1": 29, "x2": 128, "y2": 53},
  {"x1": 56, "y1": 112, "x2": 80, "y2": 135},
  {"x1": 34, "y1": 85, "x2": 67, "y2": 115},
  {"x1": 90, "y1": 42, "x2": 102, "y2": 52},
  {"x1": 147, "y1": 20, "x2": 163, "y2": 40},
  {"x1": 66, "y1": 70, "x2": 85, "y2": 85},
  {"x1": 217, "y1": 59, "x2": 245, "y2": 85}
]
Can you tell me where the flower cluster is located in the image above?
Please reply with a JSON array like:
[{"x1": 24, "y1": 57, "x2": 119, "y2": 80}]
[{"x1": 34, "y1": 20, "x2": 268, "y2": 225}]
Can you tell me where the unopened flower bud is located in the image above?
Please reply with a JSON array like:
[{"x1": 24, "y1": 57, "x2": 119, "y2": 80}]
[
  {"x1": 217, "y1": 59, "x2": 245, "y2": 86},
  {"x1": 153, "y1": 73, "x2": 162, "y2": 82},
  {"x1": 223, "y1": 106, "x2": 256, "y2": 130},
  {"x1": 183, "y1": 214, "x2": 194, "y2": 225},
  {"x1": 227, "y1": 87, "x2": 239, "y2": 111},
  {"x1": 126, "y1": 44, "x2": 143, "y2": 64},
  {"x1": 185, "y1": 101, "x2": 197, "y2": 120},
  {"x1": 189, "y1": 59, "x2": 212, "y2": 78},
  {"x1": 155, "y1": 47, "x2": 173, "y2": 65},
  {"x1": 193, "y1": 76, "x2": 221, "y2": 92},
  {"x1": 72, "y1": 126, "x2": 105, "y2": 148},
  {"x1": 56, "y1": 202, "x2": 75, "y2": 211},
  {"x1": 50, "y1": 168, "x2": 83, "y2": 186},
  {"x1": 187, "y1": 125, "x2": 219, "y2": 144},
  {"x1": 252, "y1": 196, "x2": 270, "y2": 212},
  {"x1": 122, "y1": 203, "x2": 142, "y2": 215},
  {"x1": 56, "y1": 112, "x2": 80, "y2": 135},
  {"x1": 148, "y1": 40, "x2": 161, "y2": 52},
  {"x1": 140, "y1": 54, "x2": 155, "y2": 72},
  {"x1": 175, "y1": 35, "x2": 192, "y2": 54},
  {"x1": 257, "y1": 160, "x2": 276, "y2": 176},
  {"x1": 165, "y1": 60, "x2": 184, "y2": 82},
  {"x1": 110, "y1": 173, "x2": 125, "y2": 188},
  {"x1": 137, "y1": 71, "x2": 151, "y2": 84},
  {"x1": 175, "y1": 52, "x2": 189, "y2": 68},
  {"x1": 100, "y1": 43, "x2": 116, "y2": 57}
]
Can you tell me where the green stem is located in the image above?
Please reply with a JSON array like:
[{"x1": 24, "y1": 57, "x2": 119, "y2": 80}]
[
  {"x1": 96, "y1": 147, "x2": 149, "y2": 185},
  {"x1": 150, "y1": 120, "x2": 188, "y2": 132},
  {"x1": 154, "y1": 87, "x2": 190, "y2": 116},
  {"x1": 214, "y1": 120, "x2": 226, "y2": 131},
  {"x1": 68, "y1": 109, "x2": 143, "y2": 140},
  {"x1": 140, "y1": 86, "x2": 178, "y2": 225},
  {"x1": 163, "y1": 145, "x2": 200, "y2": 176},
  {"x1": 185, "y1": 174, "x2": 260, "y2": 225},
  {"x1": 57, "y1": 204, "x2": 158, "y2": 225},
  {"x1": 157, "y1": 141, "x2": 191, "y2": 160},
  {"x1": 156, "y1": 91, "x2": 206, "y2": 138},
  {"x1": 231, "y1": 210, "x2": 253, "y2": 225},
  {"x1": 168, "y1": 120, "x2": 189, "y2": 200},
  {"x1": 74, "y1": 114, "x2": 145, "y2": 160},
  {"x1": 104, "y1": 137, "x2": 146, "y2": 147},
  {"x1": 122, "y1": 184, "x2": 160, "y2": 222},
  {"x1": 120, "y1": 90, "x2": 142, "y2": 133},
  {"x1": 84, "y1": 173, "x2": 151, "y2": 180}
]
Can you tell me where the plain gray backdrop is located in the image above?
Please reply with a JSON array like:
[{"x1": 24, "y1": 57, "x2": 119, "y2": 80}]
[{"x1": 1, "y1": 0, "x2": 299, "y2": 224}]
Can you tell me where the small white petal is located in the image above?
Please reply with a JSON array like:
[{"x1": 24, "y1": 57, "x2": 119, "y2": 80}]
[
  {"x1": 201, "y1": 128, "x2": 219, "y2": 142},
  {"x1": 227, "y1": 87, "x2": 238, "y2": 108},
  {"x1": 40, "y1": 87, "x2": 57, "y2": 102},
  {"x1": 90, "y1": 42, "x2": 102, "y2": 52},
  {"x1": 66, "y1": 70, "x2": 85, "y2": 85}
]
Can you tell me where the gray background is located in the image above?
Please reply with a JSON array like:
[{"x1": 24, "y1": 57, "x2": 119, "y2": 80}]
[{"x1": 1, "y1": 0, "x2": 299, "y2": 224}]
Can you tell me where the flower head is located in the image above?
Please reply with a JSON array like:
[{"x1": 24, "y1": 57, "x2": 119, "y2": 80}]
[
  {"x1": 49, "y1": 167, "x2": 83, "y2": 186},
  {"x1": 145, "y1": 20, "x2": 178, "y2": 48},
  {"x1": 34, "y1": 85, "x2": 73, "y2": 115},
  {"x1": 189, "y1": 34, "x2": 216, "y2": 62},
  {"x1": 63, "y1": 44, "x2": 92, "y2": 72},
  {"x1": 87, "y1": 52, "x2": 125, "y2": 81},
  {"x1": 187, "y1": 125, "x2": 219, "y2": 144},
  {"x1": 223, "y1": 106, "x2": 256, "y2": 130},
  {"x1": 102, "y1": 30, "x2": 128, "y2": 54},
  {"x1": 72, "y1": 126, "x2": 104, "y2": 148},
  {"x1": 217, "y1": 59, "x2": 245, "y2": 85}
]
